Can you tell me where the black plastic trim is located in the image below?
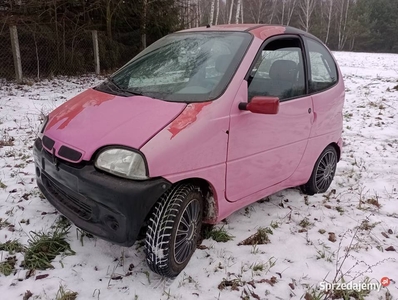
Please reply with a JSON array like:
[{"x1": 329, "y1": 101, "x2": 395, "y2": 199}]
[
  {"x1": 58, "y1": 145, "x2": 83, "y2": 162},
  {"x1": 42, "y1": 135, "x2": 55, "y2": 150},
  {"x1": 34, "y1": 137, "x2": 43, "y2": 152},
  {"x1": 33, "y1": 142, "x2": 171, "y2": 247}
]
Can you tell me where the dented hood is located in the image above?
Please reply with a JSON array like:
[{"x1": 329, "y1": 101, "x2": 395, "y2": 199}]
[{"x1": 44, "y1": 88, "x2": 186, "y2": 161}]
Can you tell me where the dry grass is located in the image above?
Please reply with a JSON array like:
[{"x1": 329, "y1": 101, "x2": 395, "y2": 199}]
[{"x1": 24, "y1": 226, "x2": 75, "y2": 270}]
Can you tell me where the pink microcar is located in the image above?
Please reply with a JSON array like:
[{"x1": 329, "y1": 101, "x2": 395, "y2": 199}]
[{"x1": 34, "y1": 24, "x2": 345, "y2": 277}]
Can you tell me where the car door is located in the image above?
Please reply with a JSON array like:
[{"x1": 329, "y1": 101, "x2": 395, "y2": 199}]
[{"x1": 226, "y1": 35, "x2": 314, "y2": 202}]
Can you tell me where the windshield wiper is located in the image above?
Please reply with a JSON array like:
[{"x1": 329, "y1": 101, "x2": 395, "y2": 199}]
[{"x1": 105, "y1": 78, "x2": 143, "y2": 96}]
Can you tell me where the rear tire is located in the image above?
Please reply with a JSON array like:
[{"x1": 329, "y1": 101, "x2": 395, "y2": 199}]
[
  {"x1": 145, "y1": 183, "x2": 203, "y2": 277},
  {"x1": 301, "y1": 145, "x2": 338, "y2": 195}
]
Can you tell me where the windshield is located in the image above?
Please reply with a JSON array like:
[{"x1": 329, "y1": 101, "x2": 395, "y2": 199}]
[{"x1": 100, "y1": 32, "x2": 252, "y2": 102}]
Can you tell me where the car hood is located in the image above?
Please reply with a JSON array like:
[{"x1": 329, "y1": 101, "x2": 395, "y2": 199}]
[{"x1": 44, "y1": 88, "x2": 186, "y2": 161}]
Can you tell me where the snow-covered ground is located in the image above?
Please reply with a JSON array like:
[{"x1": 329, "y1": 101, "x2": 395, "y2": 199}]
[{"x1": 0, "y1": 52, "x2": 397, "y2": 300}]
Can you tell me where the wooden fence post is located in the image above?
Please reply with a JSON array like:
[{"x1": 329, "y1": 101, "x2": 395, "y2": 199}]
[
  {"x1": 92, "y1": 30, "x2": 100, "y2": 75},
  {"x1": 10, "y1": 25, "x2": 23, "y2": 82}
]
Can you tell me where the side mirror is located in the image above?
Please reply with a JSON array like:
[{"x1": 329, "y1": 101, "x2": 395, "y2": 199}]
[{"x1": 239, "y1": 96, "x2": 279, "y2": 115}]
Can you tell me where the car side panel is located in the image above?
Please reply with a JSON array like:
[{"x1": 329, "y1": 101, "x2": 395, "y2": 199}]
[
  {"x1": 310, "y1": 80, "x2": 345, "y2": 138},
  {"x1": 226, "y1": 81, "x2": 313, "y2": 202}
]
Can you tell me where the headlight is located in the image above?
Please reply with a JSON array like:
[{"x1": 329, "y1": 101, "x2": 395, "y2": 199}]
[{"x1": 95, "y1": 148, "x2": 148, "y2": 180}]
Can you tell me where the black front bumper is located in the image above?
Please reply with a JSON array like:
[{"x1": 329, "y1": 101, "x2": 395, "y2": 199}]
[{"x1": 33, "y1": 138, "x2": 171, "y2": 247}]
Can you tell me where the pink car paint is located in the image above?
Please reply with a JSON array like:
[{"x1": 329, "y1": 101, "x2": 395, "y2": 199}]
[
  {"x1": 42, "y1": 24, "x2": 344, "y2": 226},
  {"x1": 142, "y1": 25, "x2": 345, "y2": 223},
  {"x1": 44, "y1": 88, "x2": 186, "y2": 163}
]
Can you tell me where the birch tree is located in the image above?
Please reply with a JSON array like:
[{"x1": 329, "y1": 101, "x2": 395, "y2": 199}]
[
  {"x1": 337, "y1": 0, "x2": 351, "y2": 50},
  {"x1": 195, "y1": 0, "x2": 200, "y2": 27},
  {"x1": 298, "y1": 0, "x2": 316, "y2": 32},
  {"x1": 266, "y1": 0, "x2": 277, "y2": 24},
  {"x1": 235, "y1": 0, "x2": 241, "y2": 24},
  {"x1": 247, "y1": 0, "x2": 267, "y2": 23},
  {"x1": 215, "y1": 0, "x2": 220, "y2": 25},
  {"x1": 228, "y1": 0, "x2": 234, "y2": 24},
  {"x1": 240, "y1": 0, "x2": 244, "y2": 23},
  {"x1": 324, "y1": 0, "x2": 333, "y2": 44},
  {"x1": 209, "y1": 0, "x2": 215, "y2": 25},
  {"x1": 281, "y1": 0, "x2": 298, "y2": 26}
]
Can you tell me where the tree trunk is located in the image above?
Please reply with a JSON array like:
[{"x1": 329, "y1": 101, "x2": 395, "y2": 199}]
[
  {"x1": 215, "y1": 0, "x2": 220, "y2": 25},
  {"x1": 53, "y1": 0, "x2": 60, "y2": 69},
  {"x1": 106, "y1": 0, "x2": 112, "y2": 39},
  {"x1": 228, "y1": 0, "x2": 234, "y2": 24},
  {"x1": 268, "y1": 0, "x2": 277, "y2": 24},
  {"x1": 196, "y1": 0, "x2": 200, "y2": 27},
  {"x1": 287, "y1": 0, "x2": 297, "y2": 26},
  {"x1": 141, "y1": 0, "x2": 148, "y2": 49},
  {"x1": 325, "y1": 0, "x2": 333, "y2": 44},
  {"x1": 187, "y1": 0, "x2": 191, "y2": 28},
  {"x1": 338, "y1": 0, "x2": 350, "y2": 50},
  {"x1": 235, "y1": 0, "x2": 241, "y2": 24},
  {"x1": 209, "y1": 0, "x2": 215, "y2": 25},
  {"x1": 240, "y1": 0, "x2": 244, "y2": 23},
  {"x1": 299, "y1": 0, "x2": 315, "y2": 32}
]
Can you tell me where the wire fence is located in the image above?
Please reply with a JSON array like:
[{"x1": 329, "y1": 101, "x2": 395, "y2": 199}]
[
  {"x1": 0, "y1": 25, "x2": 140, "y2": 82},
  {"x1": 0, "y1": 27, "x2": 13, "y2": 80}
]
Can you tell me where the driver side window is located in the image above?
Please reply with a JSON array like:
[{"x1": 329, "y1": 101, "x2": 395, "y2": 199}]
[{"x1": 248, "y1": 38, "x2": 306, "y2": 101}]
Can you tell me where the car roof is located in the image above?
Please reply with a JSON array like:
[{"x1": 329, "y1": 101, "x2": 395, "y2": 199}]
[{"x1": 179, "y1": 24, "x2": 321, "y2": 42}]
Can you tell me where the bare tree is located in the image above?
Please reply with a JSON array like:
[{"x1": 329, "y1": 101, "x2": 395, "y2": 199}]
[
  {"x1": 266, "y1": 0, "x2": 278, "y2": 24},
  {"x1": 298, "y1": 0, "x2": 316, "y2": 32},
  {"x1": 187, "y1": 0, "x2": 191, "y2": 28},
  {"x1": 324, "y1": 0, "x2": 333, "y2": 44},
  {"x1": 240, "y1": 0, "x2": 244, "y2": 23},
  {"x1": 235, "y1": 0, "x2": 241, "y2": 24},
  {"x1": 141, "y1": 0, "x2": 148, "y2": 48},
  {"x1": 228, "y1": 0, "x2": 234, "y2": 24},
  {"x1": 209, "y1": 0, "x2": 215, "y2": 25},
  {"x1": 197, "y1": 0, "x2": 201, "y2": 26},
  {"x1": 337, "y1": 0, "x2": 351, "y2": 50},
  {"x1": 246, "y1": 0, "x2": 267, "y2": 23},
  {"x1": 281, "y1": 0, "x2": 298, "y2": 26},
  {"x1": 102, "y1": 0, "x2": 123, "y2": 40},
  {"x1": 215, "y1": 0, "x2": 220, "y2": 24}
]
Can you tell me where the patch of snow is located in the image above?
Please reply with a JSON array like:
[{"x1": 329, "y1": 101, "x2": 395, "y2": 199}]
[{"x1": 0, "y1": 53, "x2": 397, "y2": 299}]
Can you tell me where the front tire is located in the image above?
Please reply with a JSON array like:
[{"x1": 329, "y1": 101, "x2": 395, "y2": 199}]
[
  {"x1": 145, "y1": 183, "x2": 203, "y2": 277},
  {"x1": 301, "y1": 145, "x2": 338, "y2": 195}
]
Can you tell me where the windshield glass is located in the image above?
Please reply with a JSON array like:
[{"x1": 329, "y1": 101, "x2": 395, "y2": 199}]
[{"x1": 104, "y1": 32, "x2": 252, "y2": 102}]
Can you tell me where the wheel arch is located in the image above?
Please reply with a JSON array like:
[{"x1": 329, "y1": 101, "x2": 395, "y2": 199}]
[
  {"x1": 172, "y1": 178, "x2": 218, "y2": 224},
  {"x1": 329, "y1": 142, "x2": 341, "y2": 161},
  {"x1": 142, "y1": 177, "x2": 218, "y2": 229}
]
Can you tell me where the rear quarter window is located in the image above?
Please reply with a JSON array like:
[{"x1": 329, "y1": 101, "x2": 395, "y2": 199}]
[{"x1": 306, "y1": 38, "x2": 338, "y2": 93}]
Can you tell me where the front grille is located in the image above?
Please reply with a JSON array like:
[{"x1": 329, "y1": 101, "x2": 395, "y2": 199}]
[
  {"x1": 58, "y1": 145, "x2": 82, "y2": 162},
  {"x1": 43, "y1": 149, "x2": 87, "y2": 169},
  {"x1": 42, "y1": 136, "x2": 83, "y2": 162},
  {"x1": 42, "y1": 174, "x2": 92, "y2": 220},
  {"x1": 42, "y1": 136, "x2": 55, "y2": 150}
]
